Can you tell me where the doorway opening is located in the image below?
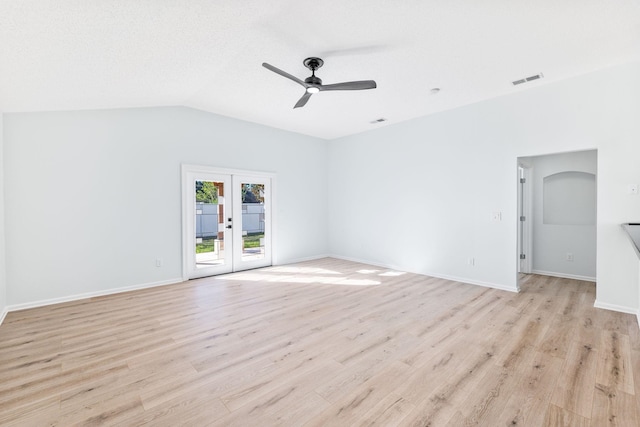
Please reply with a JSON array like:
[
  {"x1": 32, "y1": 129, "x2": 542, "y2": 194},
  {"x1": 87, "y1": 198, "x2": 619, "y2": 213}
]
[
  {"x1": 517, "y1": 150, "x2": 597, "y2": 289},
  {"x1": 182, "y1": 165, "x2": 274, "y2": 280}
]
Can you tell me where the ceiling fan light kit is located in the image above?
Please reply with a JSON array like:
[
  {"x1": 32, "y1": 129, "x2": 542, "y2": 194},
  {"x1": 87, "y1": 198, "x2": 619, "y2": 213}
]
[{"x1": 262, "y1": 57, "x2": 377, "y2": 108}]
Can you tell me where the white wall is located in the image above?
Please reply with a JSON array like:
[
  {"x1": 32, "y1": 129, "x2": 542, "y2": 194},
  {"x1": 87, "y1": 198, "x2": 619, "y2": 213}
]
[
  {"x1": 3, "y1": 107, "x2": 328, "y2": 306},
  {"x1": 0, "y1": 114, "x2": 7, "y2": 322},
  {"x1": 328, "y1": 61, "x2": 640, "y2": 311},
  {"x1": 528, "y1": 150, "x2": 597, "y2": 280}
]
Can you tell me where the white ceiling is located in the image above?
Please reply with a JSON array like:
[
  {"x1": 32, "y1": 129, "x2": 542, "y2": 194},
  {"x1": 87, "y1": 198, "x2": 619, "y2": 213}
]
[{"x1": 1, "y1": 1, "x2": 639, "y2": 140}]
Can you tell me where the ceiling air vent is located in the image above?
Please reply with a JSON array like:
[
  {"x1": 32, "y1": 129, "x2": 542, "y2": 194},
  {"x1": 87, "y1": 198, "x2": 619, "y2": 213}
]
[
  {"x1": 512, "y1": 73, "x2": 544, "y2": 86},
  {"x1": 370, "y1": 118, "x2": 387, "y2": 124}
]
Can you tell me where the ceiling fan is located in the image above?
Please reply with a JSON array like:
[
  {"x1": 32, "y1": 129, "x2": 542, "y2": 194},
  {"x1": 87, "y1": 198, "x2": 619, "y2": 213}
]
[{"x1": 262, "y1": 57, "x2": 377, "y2": 109}]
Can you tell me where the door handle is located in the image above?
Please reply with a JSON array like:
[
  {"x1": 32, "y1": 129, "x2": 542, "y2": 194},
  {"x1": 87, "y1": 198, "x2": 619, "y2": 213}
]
[{"x1": 226, "y1": 225, "x2": 232, "y2": 229}]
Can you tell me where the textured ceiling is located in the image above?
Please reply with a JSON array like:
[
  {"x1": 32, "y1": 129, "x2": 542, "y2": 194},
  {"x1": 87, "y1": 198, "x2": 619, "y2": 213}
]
[{"x1": 1, "y1": 1, "x2": 639, "y2": 140}]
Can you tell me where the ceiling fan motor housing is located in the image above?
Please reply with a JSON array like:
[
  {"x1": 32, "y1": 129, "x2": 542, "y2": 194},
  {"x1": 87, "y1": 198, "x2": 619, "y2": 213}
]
[{"x1": 305, "y1": 75, "x2": 322, "y2": 85}]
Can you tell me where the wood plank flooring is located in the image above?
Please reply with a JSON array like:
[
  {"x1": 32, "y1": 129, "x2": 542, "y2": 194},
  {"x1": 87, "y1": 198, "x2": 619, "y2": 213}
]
[{"x1": 1, "y1": 258, "x2": 639, "y2": 426}]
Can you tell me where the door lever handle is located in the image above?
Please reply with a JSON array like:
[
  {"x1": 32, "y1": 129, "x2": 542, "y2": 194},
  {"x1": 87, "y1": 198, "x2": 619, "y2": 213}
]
[{"x1": 226, "y1": 225, "x2": 232, "y2": 229}]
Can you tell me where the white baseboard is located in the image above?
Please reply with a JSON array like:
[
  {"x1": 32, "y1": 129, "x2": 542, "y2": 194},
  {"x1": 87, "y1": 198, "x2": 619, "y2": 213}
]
[
  {"x1": 6, "y1": 277, "x2": 184, "y2": 313},
  {"x1": 327, "y1": 254, "x2": 394, "y2": 269},
  {"x1": 594, "y1": 300, "x2": 638, "y2": 315},
  {"x1": 0, "y1": 308, "x2": 7, "y2": 327},
  {"x1": 530, "y1": 270, "x2": 596, "y2": 282},
  {"x1": 637, "y1": 312, "x2": 640, "y2": 330},
  {"x1": 329, "y1": 254, "x2": 519, "y2": 293},
  {"x1": 275, "y1": 254, "x2": 331, "y2": 266},
  {"x1": 424, "y1": 272, "x2": 519, "y2": 293}
]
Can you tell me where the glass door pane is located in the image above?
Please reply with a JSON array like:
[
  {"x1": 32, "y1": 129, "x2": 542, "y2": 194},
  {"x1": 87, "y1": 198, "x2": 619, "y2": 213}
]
[
  {"x1": 240, "y1": 183, "x2": 265, "y2": 262},
  {"x1": 195, "y1": 180, "x2": 226, "y2": 269},
  {"x1": 184, "y1": 170, "x2": 233, "y2": 279},
  {"x1": 233, "y1": 175, "x2": 271, "y2": 272}
]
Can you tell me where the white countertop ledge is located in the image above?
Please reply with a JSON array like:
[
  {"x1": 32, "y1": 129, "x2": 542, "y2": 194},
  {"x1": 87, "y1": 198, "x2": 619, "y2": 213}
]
[{"x1": 622, "y1": 223, "x2": 640, "y2": 259}]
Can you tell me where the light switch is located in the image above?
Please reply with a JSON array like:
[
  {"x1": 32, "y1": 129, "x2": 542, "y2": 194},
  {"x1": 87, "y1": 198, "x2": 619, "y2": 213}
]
[{"x1": 491, "y1": 212, "x2": 502, "y2": 221}]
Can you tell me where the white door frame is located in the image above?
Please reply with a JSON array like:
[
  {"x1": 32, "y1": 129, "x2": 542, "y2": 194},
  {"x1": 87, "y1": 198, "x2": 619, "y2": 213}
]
[
  {"x1": 181, "y1": 164, "x2": 277, "y2": 281},
  {"x1": 517, "y1": 164, "x2": 533, "y2": 276}
]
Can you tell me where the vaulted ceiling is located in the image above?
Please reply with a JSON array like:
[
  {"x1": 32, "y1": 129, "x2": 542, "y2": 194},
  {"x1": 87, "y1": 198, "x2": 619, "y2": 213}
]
[{"x1": 1, "y1": 1, "x2": 639, "y2": 139}]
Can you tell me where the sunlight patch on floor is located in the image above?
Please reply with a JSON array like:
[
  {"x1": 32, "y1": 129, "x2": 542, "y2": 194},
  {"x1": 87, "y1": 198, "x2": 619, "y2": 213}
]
[
  {"x1": 262, "y1": 266, "x2": 342, "y2": 275},
  {"x1": 379, "y1": 271, "x2": 406, "y2": 277}
]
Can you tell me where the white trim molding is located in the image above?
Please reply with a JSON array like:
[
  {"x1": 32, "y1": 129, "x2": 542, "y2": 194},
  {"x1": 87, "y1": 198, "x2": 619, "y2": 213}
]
[
  {"x1": 594, "y1": 300, "x2": 638, "y2": 315},
  {"x1": 275, "y1": 254, "x2": 331, "y2": 266},
  {"x1": 6, "y1": 277, "x2": 183, "y2": 313},
  {"x1": 530, "y1": 270, "x2": 596, "y2": 282},
  {"x1": 0, "y1": 308, "x2": 7, "y2": 326},
  {"x1": 424, "y1": 272, "x2": 519, "y2": 293}
]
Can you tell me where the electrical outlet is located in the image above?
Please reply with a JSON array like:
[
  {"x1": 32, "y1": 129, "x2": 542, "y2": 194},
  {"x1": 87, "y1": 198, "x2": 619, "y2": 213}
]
[
  {"x1": 156, "y1": 258, "x2": 162, "y2": 267},
  {"x1": 468, "y1": 257, "x2": 475, "y2": 266},
  {"x1": 566, "y1": 253, "x2": 574, "y2": 262}
]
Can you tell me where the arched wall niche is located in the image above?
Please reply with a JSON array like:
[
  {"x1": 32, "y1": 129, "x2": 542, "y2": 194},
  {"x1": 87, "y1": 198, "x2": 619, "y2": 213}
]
[{"x1": 543, "y1": 171, "x2": 596, "y2": 226}]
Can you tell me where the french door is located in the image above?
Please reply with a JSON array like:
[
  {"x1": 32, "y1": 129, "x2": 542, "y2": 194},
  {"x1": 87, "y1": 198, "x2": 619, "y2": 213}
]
[{"x1": 182, "y1": 166, "x2": 272, "y2": 279}]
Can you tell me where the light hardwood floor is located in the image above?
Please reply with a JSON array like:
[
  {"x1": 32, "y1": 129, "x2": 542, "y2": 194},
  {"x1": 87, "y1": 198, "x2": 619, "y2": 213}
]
[{"x1": 1, "y1": 258, "x2": 639, "y2": 426}]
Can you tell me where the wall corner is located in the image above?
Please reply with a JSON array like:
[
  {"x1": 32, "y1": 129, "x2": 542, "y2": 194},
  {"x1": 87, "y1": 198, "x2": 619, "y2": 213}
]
[{"x1": 0, "y1": 113, "x2": 7, "y2": 325}]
